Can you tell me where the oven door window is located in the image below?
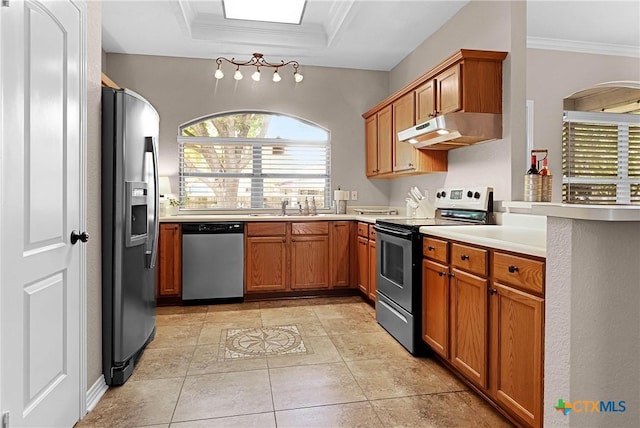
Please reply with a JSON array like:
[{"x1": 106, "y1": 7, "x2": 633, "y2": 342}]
[
  {"x1": 381, "y1": 240, "x2": 405, "y2": 285},
  {"x1": 376, "y1": 230, "x2": 414, "y2": 312}
]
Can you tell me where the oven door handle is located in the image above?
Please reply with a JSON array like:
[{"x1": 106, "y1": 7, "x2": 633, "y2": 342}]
[{"x1": 374, "y1": 225, "x2": 413, "y2": 239}]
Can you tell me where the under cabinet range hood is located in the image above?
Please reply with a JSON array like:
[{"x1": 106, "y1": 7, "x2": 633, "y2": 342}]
[{"x1": 397, "y1": 112, "x2": 502, "y2": 149}]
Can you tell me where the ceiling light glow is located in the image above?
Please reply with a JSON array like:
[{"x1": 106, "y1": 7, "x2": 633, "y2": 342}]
[{"x1": 223, "y1": 0, "x2": 306, "y2": 25}]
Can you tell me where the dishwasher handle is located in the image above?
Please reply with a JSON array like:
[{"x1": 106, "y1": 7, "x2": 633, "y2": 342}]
[{"x1": 182, "y1": 222, "x2": 245, "y2": 234}]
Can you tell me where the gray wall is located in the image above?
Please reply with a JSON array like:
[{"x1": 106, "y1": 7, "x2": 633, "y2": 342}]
[
  {"x1": 386, "y1": 0, "x2": 527, "y2": 205},
  {"x1": 104, "y1": 54, "x2": 391, "y2": 206},
  {"x1": 526, "y1": 48, "x2": 640, "y2": 201},
  {"x1": 87, "y1": 0, "x2": 103, "y2": 392},
  {"x1": 545, "y1": 218, "x2": 640, "y2": 427}
]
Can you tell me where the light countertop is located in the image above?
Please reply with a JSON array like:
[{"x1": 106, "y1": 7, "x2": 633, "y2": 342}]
[
  {"x1": 419, "y1": 224, "x2": 546, "y2": 258},
  {"x1": 161, "y1": 211, "x2": 548, "y2": 257},
  {"x1": 160, "y1": 213, "x2": 393, "y2": 224},
  {"x1": 502, "y1": 201, "x2": 640, "y2": 222}
]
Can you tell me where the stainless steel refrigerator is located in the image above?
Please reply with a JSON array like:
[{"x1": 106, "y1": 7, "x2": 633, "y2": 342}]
[{"x1": 101, "y1": 87, "x2": 159, "y2": 385}]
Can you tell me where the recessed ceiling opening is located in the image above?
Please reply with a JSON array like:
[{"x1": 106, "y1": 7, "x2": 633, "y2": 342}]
[{"x1": 222, "y1": 0, "x2": 307, "y2": 25}]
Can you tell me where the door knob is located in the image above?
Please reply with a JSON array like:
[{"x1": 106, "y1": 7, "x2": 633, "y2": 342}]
[{"x1": 71, "y1": 230, "x2": 89, "y2": 244}]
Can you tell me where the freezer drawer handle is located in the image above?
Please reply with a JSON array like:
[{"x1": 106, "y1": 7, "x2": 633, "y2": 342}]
[{"x1": 71, "y1": 230, "x2": 89, "y2": 244}]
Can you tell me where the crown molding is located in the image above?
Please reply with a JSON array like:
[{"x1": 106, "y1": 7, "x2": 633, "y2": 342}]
[{"x1": 527, "y1": 36, "x2": 640, "y2": 58}]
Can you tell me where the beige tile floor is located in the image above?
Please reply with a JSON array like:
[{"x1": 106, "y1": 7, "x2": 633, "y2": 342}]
[{"x1": 77, "y1": 296, "x2": 513, "y2": 427}]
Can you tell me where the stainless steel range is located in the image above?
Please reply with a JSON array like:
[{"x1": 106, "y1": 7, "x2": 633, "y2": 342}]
[{"x1": 374, "y1": 186, "x2": 494, "y2": 354}]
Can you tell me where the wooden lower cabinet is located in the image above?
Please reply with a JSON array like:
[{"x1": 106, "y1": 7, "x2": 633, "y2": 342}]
[
  {"x1": 422, "y1": 259, "x2": 449, "y2": 358},
  {"x1": 421, "y1": 234, "x2": 545, "y2": 428},
  {"x1": 291, "y1": 235, "x2": 329, "y2": 290},
  {"x1": 356, "y1": 222, "x2": 376, "y2": 302},
  {"x1": 245, "y1": 221, "x2": 353, "y2": 294},
  {"x1": 490, "y1": 282, "x2": 544, "y2": 428},
  {"x1": 368, "y1": 236, "x2": 377, "y2": 301},
  {"x1": 157, "y1": 223, "x2": 182, "y2": 298},
  {"x1": 357, "y1": 235, "x2": 369, "y2": 295},
  {"x1": 450, "y1": 268, "x2": 488, "y2": 388},
  {"x1": 330, "y1": 221, "x2": 351, "y2": 287},
  {"x1": 245, "y1": 236, "x2": 287, "y2": 292}
]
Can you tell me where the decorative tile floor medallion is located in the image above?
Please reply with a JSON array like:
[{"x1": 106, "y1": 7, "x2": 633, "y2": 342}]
[{"x1": 223, "y1": 325, "x2": 308, "y2": 359}]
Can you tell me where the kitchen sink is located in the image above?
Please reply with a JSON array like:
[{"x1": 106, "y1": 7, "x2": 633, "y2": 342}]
[{"x1": 246, "y1": 213, "x2": 333, "y2": 217}]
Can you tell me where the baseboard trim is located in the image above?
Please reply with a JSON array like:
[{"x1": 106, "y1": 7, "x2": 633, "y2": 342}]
[{"x1": 86, "y1": 375, "x2": 108, "y2": 413}]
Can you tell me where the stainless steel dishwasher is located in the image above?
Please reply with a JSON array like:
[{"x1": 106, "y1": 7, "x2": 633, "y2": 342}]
[{"x1": 181, "y1": 222, "x2": 244, "y2": 301}]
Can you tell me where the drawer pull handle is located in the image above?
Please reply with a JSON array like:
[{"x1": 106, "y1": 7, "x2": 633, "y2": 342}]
[
  {"x1": 461, "y1": 254, "x2": 469, "y2": 261},
  {"x1": 438, "y1": 271, "x2": 445, "y2": 277},
  {"x1": 428, "y1": 246, "x2": 435, "y2": 251},
  {"x1": 508, "y1": 265, "x2": 519, "y2": 273},
  {"x1": 489, "y1": 288, "x2": 497, "y2": 295}
]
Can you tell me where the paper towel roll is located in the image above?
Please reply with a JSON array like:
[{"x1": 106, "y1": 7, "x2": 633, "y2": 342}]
[{"x1": 334, "y1": 190, "x2": 349, "y2": 201}]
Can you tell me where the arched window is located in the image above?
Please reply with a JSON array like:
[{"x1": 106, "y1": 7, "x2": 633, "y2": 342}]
[{"x1": 178, "y1": 111, "x2": 331, "y2": 210}]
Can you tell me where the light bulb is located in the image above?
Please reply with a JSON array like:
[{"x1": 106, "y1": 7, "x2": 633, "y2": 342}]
[
  {"x1": 251, "y1": 69, "x2": 261, "y2": 81},
  {"x1": 294, "y1": 72, "x2": 304, "y2": 83},
  {"x1": 214, "y1": 68, "x2": 224, "y2": 79},
  {"x1": 233, "y1": 69, "x2": 243, "y2": 80},
  {"x1": 272, "y1": 70, "x2": 282, "y2": 82}
]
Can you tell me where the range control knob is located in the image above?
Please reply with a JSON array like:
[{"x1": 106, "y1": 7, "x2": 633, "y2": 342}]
[
  {"x1": 436, "y1": 192, "x2": 442, "y2": 198},
  {"x1": 467, "y1": 190, "x2": 473, "y2": 198},
  {"x1": 474, "y1": 192, "x2": 481, "y2": 199},
  {"x1": 441, "y1": 191, "x2": 447, "y2": 198}
]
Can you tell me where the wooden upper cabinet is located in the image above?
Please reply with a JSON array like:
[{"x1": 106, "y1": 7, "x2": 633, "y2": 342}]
[
  {"x1": 363, "y1": 50, "x2": 506, "y2": 176},
  {"x1": 393, "y1": 91, "x2": 416, "y2": 173},
  {"x1": 437, "y1": 63, "x2": 462, "y2": 115},
  {"x1": 415, "y1": 80, "x2": 436, "y2": 124},
  {"x1": 365, "y1": 115, "x2": 378, "y2": 177},
  {"x1": 376, "y1": 105, "x2": 393, "y2": 175},
  {"x1": 157, "y1": 223, "x2": 182, "y2": 298},
  {"x1": 414, "y1": 63, "x2": 461, "y2": 122}
]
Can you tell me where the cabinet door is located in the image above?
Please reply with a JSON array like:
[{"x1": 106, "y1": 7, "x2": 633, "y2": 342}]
[
  {"x1": 368, "y1": 237, "x2": 377, "y2": 301},
  {"x1": 357, "y1": 236, "x2": 369, "y2": 295},
  {"x1": 376, "y1": 105, "x2": 393, "y2": 175},
  {"x1": 450, "y1": 267, "x2": 488, "y2": 388},
  {"x1": 393, "y1": 91, "x2": 416, "y2": 173},
  {"x1": 157, "y1": 223, "x2": 182, "y2": 297},
  {"x1": 291, "y1": 235, "x2": 329, "y2": 289},
  {"x1": 330, "y1": 221, "x2": 351, "y2": 287},
  {"x1": 422, "y1": 259, "x2": 449, "y2": 358},
  {"x1": 365, "y1": 115, "x2": 378, "y2": 177},
  {"x1": 415, "y1": 80, "x2": 436, "y2": 123},
  {"x1": 437, "y1": 64, "x2": 462, "y2": 115},
  {"x1": 245, "y1": 236, "x2": 287, "y2": 292},
  {"x1": 490, "y1": 282, "x2": 544, "y2": 428}
]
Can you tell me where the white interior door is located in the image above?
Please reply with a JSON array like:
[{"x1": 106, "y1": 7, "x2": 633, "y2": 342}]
[{"x1": 1, "y1": 0, "x2": 84, "y2": 426}]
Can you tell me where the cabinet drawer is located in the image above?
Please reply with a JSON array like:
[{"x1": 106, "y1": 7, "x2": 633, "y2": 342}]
[
  {"x1": 369, "y1": 227, "x2": 376, "y2": 240},
  {"x1": 246, "y1": 222, "x2": 286, "y2": 237},
  {"x1": 451, "y1": 243, "x2": 487, "y2": 277},
  {"x1": 357, "y1": 222, "x2": 369, "y2": 237},
  {"x1": 292, "y1": 221, "x2": 329, "y2": 235},
  {"x1": 423, "y1": 237, "x2": 448, "y2": 263},
  {"x1": 493, "y1": 252, "x2": 544, "y2": 294}
]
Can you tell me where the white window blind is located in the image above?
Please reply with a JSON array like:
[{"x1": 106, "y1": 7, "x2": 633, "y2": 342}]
[
  {"x1": 562, "y1": 111, "x2": 640, "y2": 204},
  {"x1": 177, "y1": 112, "x2": 330, "y2": 210}
]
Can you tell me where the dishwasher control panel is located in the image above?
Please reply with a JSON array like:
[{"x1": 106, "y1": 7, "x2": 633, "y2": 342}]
[{"x1": 182, "y1": 222, "x2": 244, "y2": 234}]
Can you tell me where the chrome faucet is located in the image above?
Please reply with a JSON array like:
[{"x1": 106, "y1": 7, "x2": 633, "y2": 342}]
[{"x1": 280, "y1": 198, "x2": 289, "y2": 216}]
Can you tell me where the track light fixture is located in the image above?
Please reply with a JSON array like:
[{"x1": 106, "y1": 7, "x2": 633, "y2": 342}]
[{"x1": 214, "y1": 53, "x2": 303, "y2": 84}]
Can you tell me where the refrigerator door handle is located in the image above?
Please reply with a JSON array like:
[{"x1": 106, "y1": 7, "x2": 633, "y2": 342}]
[{"x1": 145, "y1": 136, "x2": 159, "y2": 269}]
